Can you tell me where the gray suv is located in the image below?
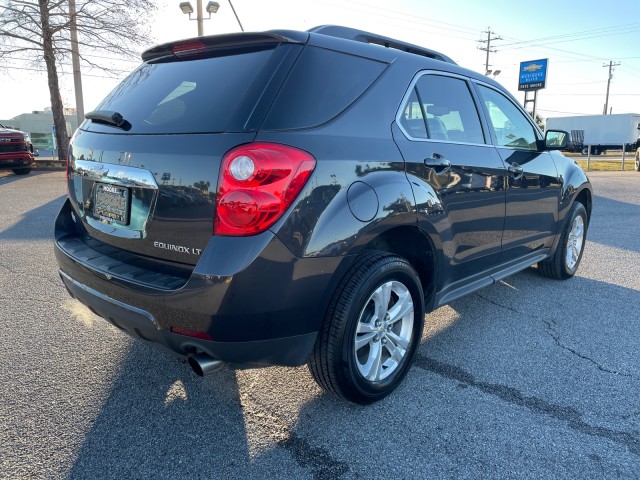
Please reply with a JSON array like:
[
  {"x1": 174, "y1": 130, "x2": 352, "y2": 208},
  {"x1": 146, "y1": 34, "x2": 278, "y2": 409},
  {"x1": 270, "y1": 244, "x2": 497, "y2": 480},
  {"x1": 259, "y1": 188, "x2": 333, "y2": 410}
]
[{"x1": 54, "y1": 26, "x2": 592, "y2": 404}]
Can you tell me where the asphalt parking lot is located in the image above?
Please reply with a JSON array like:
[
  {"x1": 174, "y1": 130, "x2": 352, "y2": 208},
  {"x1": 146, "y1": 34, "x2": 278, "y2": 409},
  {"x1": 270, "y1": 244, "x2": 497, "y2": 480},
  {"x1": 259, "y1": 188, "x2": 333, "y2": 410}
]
[{"x1": 1, "y1": 169, "x2": 639, "y2": 479}]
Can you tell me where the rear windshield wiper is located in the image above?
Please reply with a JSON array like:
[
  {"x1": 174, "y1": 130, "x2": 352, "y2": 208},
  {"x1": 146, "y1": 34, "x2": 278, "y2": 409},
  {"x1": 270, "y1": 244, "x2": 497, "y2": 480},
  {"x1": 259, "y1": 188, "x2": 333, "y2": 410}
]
[{"x1": 85, "y1": 110, "x2": 132, "y2": 131}]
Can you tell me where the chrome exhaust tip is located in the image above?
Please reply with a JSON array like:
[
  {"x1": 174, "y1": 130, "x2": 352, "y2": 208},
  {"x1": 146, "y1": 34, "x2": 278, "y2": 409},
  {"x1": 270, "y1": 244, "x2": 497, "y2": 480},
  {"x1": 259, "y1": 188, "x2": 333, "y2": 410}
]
[{"x1": 188, "y1": 353, "x2": 225, "y2": 377}]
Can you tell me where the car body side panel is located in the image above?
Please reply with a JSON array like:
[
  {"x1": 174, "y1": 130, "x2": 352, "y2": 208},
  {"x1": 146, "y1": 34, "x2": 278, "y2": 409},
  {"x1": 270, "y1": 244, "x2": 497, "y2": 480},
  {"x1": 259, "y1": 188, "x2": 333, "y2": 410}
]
[
  {"x1": 391, "y1": 122, "x2": 508, "y2": 290},
  {"x1": 496, "y1": 148, "x2": 561, "y2": 262},
  {"x1": 258, "y1": 133, "x2": 415, "y2": 258}
]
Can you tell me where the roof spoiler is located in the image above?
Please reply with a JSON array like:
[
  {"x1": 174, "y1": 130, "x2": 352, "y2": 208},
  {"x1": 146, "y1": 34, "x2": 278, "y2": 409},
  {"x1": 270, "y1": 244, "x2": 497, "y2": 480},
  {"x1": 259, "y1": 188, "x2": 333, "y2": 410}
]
[
  {"x1": 308, "y1": 25, "x2": 456, "y2": 64},
  {"x1": 142, "y1": 31, "x2": 309, "y2": 62}
]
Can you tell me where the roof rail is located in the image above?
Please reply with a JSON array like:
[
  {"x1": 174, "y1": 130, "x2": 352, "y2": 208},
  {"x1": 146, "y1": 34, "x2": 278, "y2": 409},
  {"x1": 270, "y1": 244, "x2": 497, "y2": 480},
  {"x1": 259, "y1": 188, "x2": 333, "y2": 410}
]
[{"x1": 308, "y1": 25, "x2": 456, "y2": 64}]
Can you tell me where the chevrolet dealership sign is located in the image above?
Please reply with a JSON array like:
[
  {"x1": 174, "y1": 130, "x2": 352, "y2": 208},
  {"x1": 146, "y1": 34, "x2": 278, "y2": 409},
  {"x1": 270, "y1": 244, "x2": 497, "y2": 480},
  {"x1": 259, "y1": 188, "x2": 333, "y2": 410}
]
[{"x1": 518, "y1": 59, "x2": 548, "y2": 91}]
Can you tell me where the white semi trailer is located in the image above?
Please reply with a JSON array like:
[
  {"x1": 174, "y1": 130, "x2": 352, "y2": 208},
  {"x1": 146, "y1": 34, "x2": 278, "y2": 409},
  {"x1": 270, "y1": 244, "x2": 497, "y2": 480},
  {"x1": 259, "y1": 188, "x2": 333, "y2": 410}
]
[{"x1": 546, "y1": 113, "x2": 640, "y2": 157}]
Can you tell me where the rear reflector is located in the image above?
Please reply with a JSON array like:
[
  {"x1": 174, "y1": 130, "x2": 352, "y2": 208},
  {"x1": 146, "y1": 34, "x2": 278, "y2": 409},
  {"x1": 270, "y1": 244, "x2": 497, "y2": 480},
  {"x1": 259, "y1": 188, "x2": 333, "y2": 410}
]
[{"x1": 170, "y1": 326, "x2": 213, "y2": 341}]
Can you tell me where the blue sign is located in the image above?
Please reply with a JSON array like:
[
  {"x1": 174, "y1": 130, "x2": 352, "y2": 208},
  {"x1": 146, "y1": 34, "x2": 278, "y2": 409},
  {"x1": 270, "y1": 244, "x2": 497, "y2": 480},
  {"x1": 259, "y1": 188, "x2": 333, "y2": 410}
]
[{"x1": 518, "y1": 59, "x2": 548, "y2": 91}]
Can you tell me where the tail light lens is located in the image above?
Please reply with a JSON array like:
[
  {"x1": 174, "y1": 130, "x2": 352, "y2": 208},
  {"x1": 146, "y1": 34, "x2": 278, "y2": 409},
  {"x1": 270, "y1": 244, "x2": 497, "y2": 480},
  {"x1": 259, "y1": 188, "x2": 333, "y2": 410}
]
[{"x1": 214, "y1": 142, "x2": 316, "y2": 236}]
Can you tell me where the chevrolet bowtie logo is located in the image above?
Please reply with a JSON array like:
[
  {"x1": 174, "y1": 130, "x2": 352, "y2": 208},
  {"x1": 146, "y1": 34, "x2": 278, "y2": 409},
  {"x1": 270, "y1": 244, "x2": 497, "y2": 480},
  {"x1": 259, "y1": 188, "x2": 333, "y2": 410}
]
[{"x1": 524, "y1": 63, "x2": 543, "y2": 72}]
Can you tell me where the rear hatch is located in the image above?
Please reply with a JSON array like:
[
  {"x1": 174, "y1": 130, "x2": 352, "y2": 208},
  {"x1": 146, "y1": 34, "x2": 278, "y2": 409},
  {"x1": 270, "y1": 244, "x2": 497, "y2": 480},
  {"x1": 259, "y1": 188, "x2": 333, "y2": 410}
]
[{"x1": 67, "y1": 32, "x2": 306, "y2": 266}]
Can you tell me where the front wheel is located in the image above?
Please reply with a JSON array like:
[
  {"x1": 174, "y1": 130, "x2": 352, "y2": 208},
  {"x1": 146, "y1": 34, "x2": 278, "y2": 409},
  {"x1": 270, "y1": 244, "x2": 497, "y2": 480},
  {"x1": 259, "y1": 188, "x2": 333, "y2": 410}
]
[
  {"x1": 538, "y1": 202, "x2": 588, "y2": 279},
  {"x1": 309, "y1": 251, "x2": 424, "y2": 404},
  {"x1": 12, "y1": 168, "x2": 31, "y2": 175}
]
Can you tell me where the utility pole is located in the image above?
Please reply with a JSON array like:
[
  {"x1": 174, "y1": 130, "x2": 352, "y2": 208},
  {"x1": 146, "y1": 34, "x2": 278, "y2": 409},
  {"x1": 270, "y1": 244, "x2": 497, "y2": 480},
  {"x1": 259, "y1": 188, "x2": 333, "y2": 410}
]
[
  {"x1": 478, "y1": 27, "x2": 502, "y2": 73},
  {"x1": 602, "y1": 60, "x2": 620, "y2": 115},
  {"x1": 69, "y1": 0, "x2": 84, "y2": 127}
]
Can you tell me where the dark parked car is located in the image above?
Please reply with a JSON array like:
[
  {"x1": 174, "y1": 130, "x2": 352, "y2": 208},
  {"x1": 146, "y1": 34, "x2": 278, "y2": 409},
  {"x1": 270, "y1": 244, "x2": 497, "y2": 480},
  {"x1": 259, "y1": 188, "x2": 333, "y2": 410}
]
[
  {"x1": 54, "y1": 26, "x2": 592, "y2": 404},
  {"x1": 0, "y1": 122, "x2": 34, "y2": 175}
]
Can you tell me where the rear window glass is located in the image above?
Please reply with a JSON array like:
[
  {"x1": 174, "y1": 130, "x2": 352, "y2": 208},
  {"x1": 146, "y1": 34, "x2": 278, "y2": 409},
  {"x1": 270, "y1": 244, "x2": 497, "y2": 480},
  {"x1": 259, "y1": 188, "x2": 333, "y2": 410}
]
[
  {"x1": 263, "y1": 47, "x2": 387, "y2": 130},
  {"x1": 88, "y1": 47, "x2": 275, "y2": 134}
]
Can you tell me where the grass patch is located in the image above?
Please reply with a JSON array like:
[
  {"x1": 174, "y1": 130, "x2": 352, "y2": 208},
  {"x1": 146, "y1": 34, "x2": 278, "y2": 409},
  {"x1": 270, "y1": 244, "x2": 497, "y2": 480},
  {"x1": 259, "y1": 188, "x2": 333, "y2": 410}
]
[{"x1": 572, "y1": 159, "x2": 637, "y2": 172}]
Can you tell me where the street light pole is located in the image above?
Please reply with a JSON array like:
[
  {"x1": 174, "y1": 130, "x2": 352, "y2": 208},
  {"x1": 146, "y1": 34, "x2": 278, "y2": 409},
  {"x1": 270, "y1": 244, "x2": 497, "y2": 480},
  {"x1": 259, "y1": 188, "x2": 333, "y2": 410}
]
[
  {"x1": 69, "y1": 0, "x2": 84, "y2": 127},
  {"x1": 196, "y1": 0, "x2": 204, "y2": 37}
]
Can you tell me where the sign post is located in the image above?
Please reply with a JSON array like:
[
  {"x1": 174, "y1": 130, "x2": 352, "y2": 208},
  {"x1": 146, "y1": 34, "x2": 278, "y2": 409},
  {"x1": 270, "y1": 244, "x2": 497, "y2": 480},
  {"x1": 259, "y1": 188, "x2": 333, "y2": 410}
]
[
  {"x1": 51, "y1": 124, "x2": 57, "y2": 161},
  {"x1": 518, "y1": 59, "x2": 549, "y2": 119}
]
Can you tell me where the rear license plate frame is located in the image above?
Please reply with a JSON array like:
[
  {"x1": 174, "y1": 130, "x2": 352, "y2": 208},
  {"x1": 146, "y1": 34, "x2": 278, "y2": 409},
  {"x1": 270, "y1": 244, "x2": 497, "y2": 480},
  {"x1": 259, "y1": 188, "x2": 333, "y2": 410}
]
[{"x1": 94, "y1": 183, "x2": 130, "y2": 225}]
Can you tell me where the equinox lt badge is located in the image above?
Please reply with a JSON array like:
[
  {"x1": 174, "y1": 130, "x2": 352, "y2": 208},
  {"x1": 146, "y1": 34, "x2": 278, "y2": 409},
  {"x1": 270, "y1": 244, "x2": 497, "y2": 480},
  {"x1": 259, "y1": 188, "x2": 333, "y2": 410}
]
[{"x1": 153, "y1": 241, "x2": 201, "y2": 256}]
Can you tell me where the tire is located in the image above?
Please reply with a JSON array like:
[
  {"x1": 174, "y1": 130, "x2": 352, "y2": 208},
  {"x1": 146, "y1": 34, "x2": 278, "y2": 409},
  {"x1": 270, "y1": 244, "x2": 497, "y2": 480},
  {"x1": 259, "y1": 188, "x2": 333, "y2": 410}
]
[
  {"x1": 538, "y1": 202, "x2": 588, "y2": 280},
  {"x1": 12, "y1": 168, "x2": 31, "y2": 175},
  {"x1": 309, "y1": 250, "x2": 424, "y2": 404}
]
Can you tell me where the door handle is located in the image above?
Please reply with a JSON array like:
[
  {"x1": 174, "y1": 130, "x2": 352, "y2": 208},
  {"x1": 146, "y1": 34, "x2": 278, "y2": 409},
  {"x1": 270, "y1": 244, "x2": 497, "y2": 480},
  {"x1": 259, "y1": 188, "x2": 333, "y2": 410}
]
[
  {"x1": 508, "y1": 162, "x2": 524, "y2": 175},
  {"x1": 424, "y1": 153, "x2": 451, "y2": 169}
]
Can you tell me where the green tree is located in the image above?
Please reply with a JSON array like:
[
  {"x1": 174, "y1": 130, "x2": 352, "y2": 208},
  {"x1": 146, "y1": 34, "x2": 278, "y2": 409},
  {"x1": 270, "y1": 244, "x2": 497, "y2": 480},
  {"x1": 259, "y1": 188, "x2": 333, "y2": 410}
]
[
  {"x1": 528, "y1": 111, "x2": 545, "y2": 131},
  {"x1": 0, "y1": 0, "x2": 156, "y2": 160}
]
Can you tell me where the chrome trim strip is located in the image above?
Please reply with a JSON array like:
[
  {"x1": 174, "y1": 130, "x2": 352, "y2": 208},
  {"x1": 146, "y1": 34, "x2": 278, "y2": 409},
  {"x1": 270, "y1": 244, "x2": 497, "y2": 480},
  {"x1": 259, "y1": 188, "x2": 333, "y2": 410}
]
[{"x1": 71, "y1": 159, "x2": 159, "y2": 190}]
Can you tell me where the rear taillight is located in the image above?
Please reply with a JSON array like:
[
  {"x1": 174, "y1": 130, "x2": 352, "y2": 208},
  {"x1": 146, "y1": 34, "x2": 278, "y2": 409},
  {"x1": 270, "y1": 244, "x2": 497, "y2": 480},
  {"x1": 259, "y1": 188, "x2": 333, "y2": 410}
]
[{"x1": 214, "y1": 142, "x2": 316, "y2": 236}]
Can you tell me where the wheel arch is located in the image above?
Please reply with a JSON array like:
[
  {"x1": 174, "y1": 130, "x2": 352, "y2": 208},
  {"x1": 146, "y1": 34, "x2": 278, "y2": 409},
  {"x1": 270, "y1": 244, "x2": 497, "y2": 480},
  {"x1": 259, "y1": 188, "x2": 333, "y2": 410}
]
[
  {"x1": 362, "y1": 225, "x2": 437, "y2": 305},
  {"x1": 574, "y1": 186, "x2": 593, "y2": 226},
  {"x1": 550, "y1": 182, "x2": 592, "y2": 260}
]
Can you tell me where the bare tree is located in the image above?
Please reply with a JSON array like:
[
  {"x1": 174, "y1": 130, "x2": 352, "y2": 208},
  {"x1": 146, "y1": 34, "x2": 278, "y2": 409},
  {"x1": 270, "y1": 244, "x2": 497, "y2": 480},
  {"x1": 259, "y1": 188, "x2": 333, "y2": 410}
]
[{"x1": 0, "y1": 0, "x2": 157, "y2": 160}]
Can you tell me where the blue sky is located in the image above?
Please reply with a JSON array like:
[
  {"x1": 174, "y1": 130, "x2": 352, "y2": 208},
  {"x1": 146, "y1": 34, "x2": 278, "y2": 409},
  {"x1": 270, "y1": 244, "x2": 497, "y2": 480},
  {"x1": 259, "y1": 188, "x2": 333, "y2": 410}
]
[{"x1": 1, "y1": 0, "x2": 638, "y2": 120}]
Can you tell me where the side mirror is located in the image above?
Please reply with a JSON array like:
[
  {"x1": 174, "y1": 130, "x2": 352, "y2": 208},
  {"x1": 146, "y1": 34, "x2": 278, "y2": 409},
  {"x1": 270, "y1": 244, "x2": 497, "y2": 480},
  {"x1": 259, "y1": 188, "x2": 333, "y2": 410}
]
[{"x1": 542, "y1": 130, "x2": 568, "y2": 150}]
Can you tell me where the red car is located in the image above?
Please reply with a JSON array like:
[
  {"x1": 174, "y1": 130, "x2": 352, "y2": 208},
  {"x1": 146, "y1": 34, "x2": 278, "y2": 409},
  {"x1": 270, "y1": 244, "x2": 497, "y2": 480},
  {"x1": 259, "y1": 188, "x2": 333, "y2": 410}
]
[{"x1": 0, "y1": 123, "x2": 34, "y2": 175}]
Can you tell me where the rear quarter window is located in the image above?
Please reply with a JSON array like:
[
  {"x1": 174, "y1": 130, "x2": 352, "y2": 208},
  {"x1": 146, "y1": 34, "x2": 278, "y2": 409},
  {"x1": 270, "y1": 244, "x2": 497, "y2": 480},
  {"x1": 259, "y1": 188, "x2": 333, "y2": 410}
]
[
  {"x1": 263, "y1": 46, "x2": 387, "y2": 130},
  {"x1": 86, "y1": 47, "x2": 275, "y2": 134}
]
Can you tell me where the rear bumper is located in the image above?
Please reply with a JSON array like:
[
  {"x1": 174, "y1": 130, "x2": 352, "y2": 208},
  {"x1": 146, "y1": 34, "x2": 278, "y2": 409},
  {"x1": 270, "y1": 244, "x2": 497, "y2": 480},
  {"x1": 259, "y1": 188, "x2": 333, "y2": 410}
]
[
  {"x1": 54, "y1": 199, "x2": 347, "y2": 367},
  {"x1": 59, "y1": 271, "x2": 318, "y2": 366}
]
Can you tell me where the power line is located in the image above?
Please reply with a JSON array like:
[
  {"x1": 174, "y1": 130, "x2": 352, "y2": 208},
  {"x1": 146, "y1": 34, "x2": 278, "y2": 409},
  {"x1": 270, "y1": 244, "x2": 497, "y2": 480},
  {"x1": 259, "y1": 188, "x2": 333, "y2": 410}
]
[
  {"x1": 499, "y1": 23, "x2": 640, "y2": 49},
  {"x1": 542, "y1": 93, "x2": 639, "y2": 96},
  {"x1": 538, "y1": 108, "x2": 591, "y2": 115},
  {"x1": 537, "y1": 108, "x2": 593, "y2": 116}
]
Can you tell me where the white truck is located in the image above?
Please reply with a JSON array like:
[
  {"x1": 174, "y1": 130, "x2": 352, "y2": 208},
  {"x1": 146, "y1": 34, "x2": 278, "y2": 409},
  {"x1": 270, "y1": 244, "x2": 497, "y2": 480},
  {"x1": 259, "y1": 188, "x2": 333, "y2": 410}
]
[{"x1": 546, "y1": 114, "x2": 640, "y2": 162}]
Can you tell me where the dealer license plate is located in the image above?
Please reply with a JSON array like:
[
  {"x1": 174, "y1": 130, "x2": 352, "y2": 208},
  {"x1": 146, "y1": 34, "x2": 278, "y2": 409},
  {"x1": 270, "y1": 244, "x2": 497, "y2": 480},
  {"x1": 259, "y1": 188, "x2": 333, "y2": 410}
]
[{"x1": 94, "y1": 183, "x2": 130, "y2": 224}]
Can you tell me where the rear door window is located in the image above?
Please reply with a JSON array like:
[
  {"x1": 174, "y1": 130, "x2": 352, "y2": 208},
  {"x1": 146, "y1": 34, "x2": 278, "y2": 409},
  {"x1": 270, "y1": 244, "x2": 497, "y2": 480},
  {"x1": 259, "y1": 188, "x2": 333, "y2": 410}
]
[
  {"x1": 87, "y1": 47, "x2": 276, "y2": 134},
  {"x1": 263, "y1": 47, "x2": 387, "y2": 130},
  {"x1": 399, "y1": 74, "x2": 485, "y2": 144}
]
